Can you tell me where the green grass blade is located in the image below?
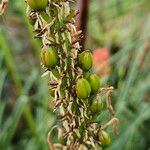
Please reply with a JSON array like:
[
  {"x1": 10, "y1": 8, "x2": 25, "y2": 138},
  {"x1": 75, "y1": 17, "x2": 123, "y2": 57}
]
[{"x1": 0, "y1": 96, "x2": 28, "y2": 149}]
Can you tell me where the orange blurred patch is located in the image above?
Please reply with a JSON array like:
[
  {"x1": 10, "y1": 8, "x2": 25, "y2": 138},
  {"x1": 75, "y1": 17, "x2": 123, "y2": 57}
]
[{"x1": 93, "y1": 48, "x2": 110, "y2": 76}]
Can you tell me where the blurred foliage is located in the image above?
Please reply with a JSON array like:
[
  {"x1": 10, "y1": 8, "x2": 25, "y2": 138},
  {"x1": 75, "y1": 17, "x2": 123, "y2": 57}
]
[{"x1": 0, "y1": 0, "x2": 150, "y2": 150}]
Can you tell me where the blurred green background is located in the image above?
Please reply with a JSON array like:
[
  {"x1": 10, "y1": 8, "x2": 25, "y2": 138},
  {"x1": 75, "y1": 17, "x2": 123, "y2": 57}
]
[{"x1": 0, "y1": 0, "x2": 149, "y2": 149}]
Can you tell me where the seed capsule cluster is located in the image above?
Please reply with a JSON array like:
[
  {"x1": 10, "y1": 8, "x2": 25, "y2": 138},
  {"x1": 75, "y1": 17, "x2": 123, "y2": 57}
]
[{"x1": 26, "y1": 0, "x2": 119, "y2": 149}]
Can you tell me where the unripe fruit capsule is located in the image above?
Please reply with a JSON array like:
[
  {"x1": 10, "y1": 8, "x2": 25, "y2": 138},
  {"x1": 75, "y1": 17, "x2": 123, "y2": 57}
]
[
  {"x1": 78, "y1": 51, "x2": 93, "y2": 71},
  {"x1": 89, "y1": 74, "x2": 100, "y2": 94},
  {"x1": 27, "y1": 0, "x2": 48, "y2": 11},
  {"x1": 90, "y1": 100, "x2": 103, "y2": 114},
  {"x1": 76, "y1": 78, "x2": 91, "y2": 99},
  {"x1": 41, "y1": 47, "x2": 58, "y2": 68},
  {"x1": 99, "y1": 131, "x2": 111, "y2": 148}
]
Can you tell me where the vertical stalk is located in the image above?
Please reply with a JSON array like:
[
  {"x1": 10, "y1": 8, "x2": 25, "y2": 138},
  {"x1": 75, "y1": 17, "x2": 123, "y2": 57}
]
[
  {"x1": 76, "y1": 0, "x2": 89, "y2": 49},
  {"x1": 25, "y1": 0, "x2": 119, "y2": 149}
]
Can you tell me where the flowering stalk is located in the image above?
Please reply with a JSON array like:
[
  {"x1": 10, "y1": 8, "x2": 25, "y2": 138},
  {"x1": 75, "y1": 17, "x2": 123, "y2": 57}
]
[{"x1": 26, "y1": 0, "x2": 119, "y2": 149}]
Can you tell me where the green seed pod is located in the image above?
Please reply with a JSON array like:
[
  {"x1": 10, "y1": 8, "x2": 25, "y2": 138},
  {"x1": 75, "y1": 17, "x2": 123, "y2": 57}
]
[
  {"x1": 90, "y1": 100, "x2": 103, "y2": 114},
  {"x1": 99, "y1": 131, "x2": 111, "y2": 148},
  {"x1": 27, "y1": 0, "x2": 48, "y2": 11},
  {"x1": 89, "y1": 74, "x2": 100, "y2": 94},
  {"x1": 76, "y1": 78, "x2": 91, "y2": 99},
  {"x1": 41, "y1": 47, "x2": 58, "y2": 68},
  {"x1": 78, "y1": 51, "x2": 93, "y2": 71}
]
